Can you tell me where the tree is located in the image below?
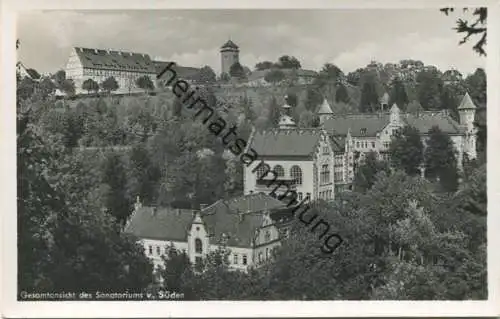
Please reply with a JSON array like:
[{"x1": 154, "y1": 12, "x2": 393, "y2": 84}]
[
  {"x1": 424, "y1": 126, "x2": 458, "y2": 192},
  {"x1": 305, "y1": 88, "x2": 323, "y2": 112},
  {"x1": 264, "y1": 69, "x2": 285, "y2": 85},
  {"x1": 346, "y1": 68, "x2": 364, "y2": 86},
  {"x1": 407, "y1": 100, "x2": 424, "y2": 115},
  {"x1": 286, "y1": 93, "x2": 298, "y2": 108},
  {"x1": 353, "y1": 151, "x2": 390, "y2": 192},
  {"x1": 389, "y1": 125, "x2": 424, "y2": 176},
  {"x1": 38, "y1": 77, "x2": 56, "y2": 99},
  {"x1": 196, "y1": 66, "x2": 217, "y2": 84},
  {"x1": 135, "y1": 75, "x2": 155, "y2": 93},
  {"x1": 359, "y1": 76, "x2": 379, "y2": 113},
  {"x1": 26, "y1": 68, "x2": 41, "y2": 80},
  {"x1": 276, "y1": 55, "x2": 301, "y2": 69},
  {"x1": 255, "y1": 61, "x2": 275, "y2": 70},
  {"x1": 60, "y1": 79, "x2": 76, "y2": 97},
  {"x1": 82, "y1": 78, "x2": 99, "y2": 95},
  {"x1": 101, "y1": 76, "x2": 119, "y2": 94},
  {"x1": 160, "y1": 246, "x2": 193, "y2": 293},
  {"x1": 465, "y1": 68, "x2": 486, "y2": 107},
  {"x1": 53, "y1": 70, "x2": 66, "y2": 88},
  {"x1": 389, "y1": 77, "x2": 409, "y2": 110},
  {"x1": 335, "y1": 83, "x2": 349, "y2": 103},
  {"x1": 441, "y1": 8, "x2": 487, "y2": 56},
  {"x1": 229, "y1": 62, "x2": 246, "y2": 79},
  {"x1": 101, "y1": 151, "x2": 131, "y2": 226},
  {"x1": 224, "y1": 157, "x2": 244, "y2": 197},
  {"x1": 267, "y1": 96, "x2": 281, "y2": 128},
  {"x1": 416, "y1": 69, "x2": 443, "y2": 110},
  {"x1": 128, "y1": 143, "x2": 161, "y2": 206}
]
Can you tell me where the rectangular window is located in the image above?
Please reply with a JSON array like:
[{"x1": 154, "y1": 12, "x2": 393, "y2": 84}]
[
  {"x1": 148, "y1": 245, "x2": 153, "y2": 255},
  {"x1": 372, "y1": 141, "x2": 376, "y2": 148},
  {"x1": 298, "y1": 192, "x2": 303, "y2": 201},
  {"x1": 356, "y1": 141, "x2": 360, "y2": 148},
  {"x1": 156, "y1": 246, "x2": 161, "y2": 255},
  {"x1": 242, "y1": 254, "x2": 248, "y2": 265},
  {"x1": 233, "y1": 254, "x2": 238, "y2": 264}
]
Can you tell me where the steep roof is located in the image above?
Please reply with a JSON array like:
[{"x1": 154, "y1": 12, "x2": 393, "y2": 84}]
[
  {"x1": 124, "y1": 207, "x2": 196, "y2": 241},
  {"x1": 201, "y1": 194, "x2": 284, "y2": 248},
  {"x1": 202, "y1": 193, "x2": 285, "y2": 216},
  {"x1": 403, "y1": 112, "x2": 463, "y2": 134},
  {"x1": 323, "y1": 114, "x2": 390, "y2": 137},
  {"x1": 323, "y1": 111, "x2": 464, "y2": 137},
  {"x1": 318, "y1": 99, "x2": 333, "y2": 115},
  {"x1": 74, "y1": 47, "x2": 156, "y2": 73},
  {"x1": 457, "y1": 92, "x2": 477, "y2": 110},
  {"x1": 153, "y1": 61, "x2": 201, "y2": 80},
  {"x1": 250, "y1": 128, "x2": 323, "y2": 157},
  {"x1": 221, "y1": 40, "x2": 239, "y2": 50}
]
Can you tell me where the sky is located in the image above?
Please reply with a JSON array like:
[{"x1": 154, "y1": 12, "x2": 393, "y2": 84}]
[{"x1": 17, "y1": 9, "x2": 486, "y2": 76}]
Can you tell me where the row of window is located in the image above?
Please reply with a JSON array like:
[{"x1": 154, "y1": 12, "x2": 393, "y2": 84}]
[
  {"x1": 334, "y1": 171, "x2": 343, "y2": 182},
  {"x1": 355, "y1": 140, "x2": 376, "y2": 149},
  {"x1": 255, "y1": 164, "x2": 303, "y2": 185},
  {"x1": 232, "y1": 253, "x2": 248, "y2": 265},
  {"x1": 82, "y1": 68, "x2": 153, "y2": 77},
  {"x1": 319, "y1": 190, "x2": 333, "y2": 200},
  {"x1": 147, "y1": 238, "x2": 203, "y2": 257},
  {"x1": 320, "y1": 164, "x2": 330, "y2": 184}
]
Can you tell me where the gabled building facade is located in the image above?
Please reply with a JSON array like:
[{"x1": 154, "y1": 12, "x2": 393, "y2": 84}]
[
  {"x1": 244, "y1": 98, "x2": 343, "y2": 202},
  {"x1": 124, "y1": 193, "x2": 287, "y2": 273},
  {"x1": 65, "y1": 47, "x2": 157, "y2": 94}
]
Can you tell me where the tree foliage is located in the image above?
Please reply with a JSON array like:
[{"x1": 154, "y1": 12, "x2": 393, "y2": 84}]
[
  {"x1": 389, "y1": 126, "x2": 424, "y2": 176},
  {"x1": 441, "y1": 8, "x2": 487, "y2": 56},
  {"x1": 353, "y1": 151, "x2": 390, "y2": 192},
  {"x1": 135, "y1": 75, "x2": 155, "y2": 93},
  {"x1": 264, "y1": 69, "x2": 286, "y2": 85},
  {"x1": 102, "y1": 76, "x2": 120, "y2": 94},
  {"x1": 82, "y1": 78, "x2": 99, "y2": 95},
  {"x1": 229, "y1": 62, "x2": 246, "y2": 79},
  {"x1": 424, "y1": 126, "x2": 459, "y2": 192}
]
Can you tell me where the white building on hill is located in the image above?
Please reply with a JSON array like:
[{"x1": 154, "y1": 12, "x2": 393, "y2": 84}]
[{"x1": 65, "y1": 47, "x2": 157, "y2": 94}]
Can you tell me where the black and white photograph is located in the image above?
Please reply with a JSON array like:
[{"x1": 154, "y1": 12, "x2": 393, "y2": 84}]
[{"x1": 2, "y1": 0, "x2": 499, "y2": 317}]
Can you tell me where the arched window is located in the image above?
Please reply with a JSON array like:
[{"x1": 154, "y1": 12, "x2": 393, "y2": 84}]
[
  {"x1": 290, "y1": 165, "x2": 302, "y2": 185},
  {"x1": 321, "y1": 164, "x2": 330, "y2": 184},
  {"x1": 195, "y1": 238, "x2": 203, "y2": 254},
  {"x1": 265, "y1": 230, "x2": 271, "y2": 242},
  {"x1": 273, "y1": 165, "x2": 285, "y2": 177},
  {"x1": 255, "y1": 163, "x2": 271, "y2": 179}
]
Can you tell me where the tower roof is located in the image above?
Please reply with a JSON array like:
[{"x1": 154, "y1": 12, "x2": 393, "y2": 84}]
[
  {"x1": 278, "y1": 115, "x2": 296, "y2": 129},
  {"x1": 221, "y1": 39, "x2": 239, "y2": 50},
  {"x1": 318, "y1": 99, "x2": 333, "y2": 115},
  {"x1": 458, "y1": 92, "x2": 477, "y2": 110},
  {"x1": 390, "y1": 103, "x2": 400, "y2": 112}
]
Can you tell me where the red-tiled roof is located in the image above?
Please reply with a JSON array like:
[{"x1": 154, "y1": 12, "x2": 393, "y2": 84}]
[{"x1": 74, "y1": 47, "x2": 156, "y2": 73}]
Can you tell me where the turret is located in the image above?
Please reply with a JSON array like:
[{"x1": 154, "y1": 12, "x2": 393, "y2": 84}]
[
  {"x1": 317, "y1": 98, "x2": 333, "y2": 125},
  {"x1": 458, "y1": 92, "x2": 476, "y2": 133},
  {"x1": 390, "y1": 103, "x2": 401, "y2": 125},
  {"x1": 278, "y1": 95, "x2": 296, "y2": 129}
]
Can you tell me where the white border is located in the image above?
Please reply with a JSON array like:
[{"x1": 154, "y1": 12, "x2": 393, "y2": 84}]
[{"x1": 2, "y1": 0, "x2": 499, "y2": 317}]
